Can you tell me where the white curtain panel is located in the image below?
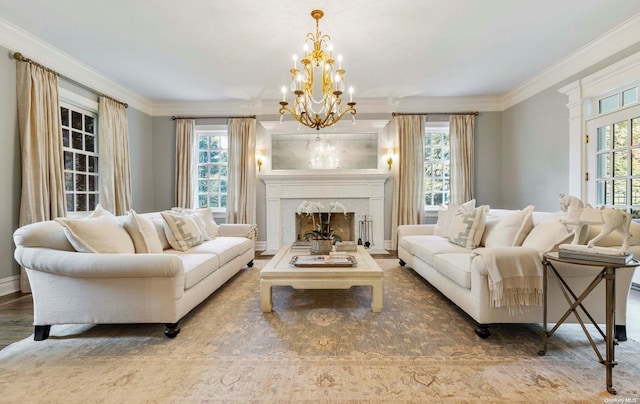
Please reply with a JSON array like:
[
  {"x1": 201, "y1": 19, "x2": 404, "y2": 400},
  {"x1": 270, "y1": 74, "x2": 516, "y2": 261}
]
[
  {"x1": 391, "y1": 115, "x2": 425, "y2": 250},
  {"x1": 226, "y1": 118, "x2": 256, "y2": 224},
  {"x1": 174, "y1": 118, "x2": 196, "y2": 208},
  {"x1": 450, "y1": 114, "x2": 476, "y2": 205},
  {"x1": 98, "y1": 97, "x2": 132, "y2": 216},
  {"x1": 16, "y1": 61, "x2": 66, "y2": 292}
]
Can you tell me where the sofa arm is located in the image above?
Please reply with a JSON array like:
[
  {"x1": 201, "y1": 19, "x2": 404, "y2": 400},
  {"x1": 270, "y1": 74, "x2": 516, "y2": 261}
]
[
  {"x1": 14, "y1": 248, "x2": 183, "y2": 278},
  {"x1": 397, "y1": 224, "x2": 436, "y2": 238},
  {"x1": 218, "y1": 223, "x2": 258, "y2": 240}
]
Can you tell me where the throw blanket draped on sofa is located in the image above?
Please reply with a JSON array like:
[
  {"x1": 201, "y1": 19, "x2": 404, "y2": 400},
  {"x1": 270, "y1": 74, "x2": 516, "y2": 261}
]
[{"x1": 474, "y1": 247, "x2": 544, "y2": 314}]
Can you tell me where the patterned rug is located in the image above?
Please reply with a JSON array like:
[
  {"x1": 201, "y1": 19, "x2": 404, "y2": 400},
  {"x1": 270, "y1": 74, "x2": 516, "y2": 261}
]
[{"x1": 1, "y1": 258, "x2": 639, "y2": 403}]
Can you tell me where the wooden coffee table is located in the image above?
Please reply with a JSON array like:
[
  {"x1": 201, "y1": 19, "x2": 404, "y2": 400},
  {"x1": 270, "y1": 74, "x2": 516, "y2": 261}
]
[{"x1": 260, "y1": 245, "x2": 383, "y2": 312}]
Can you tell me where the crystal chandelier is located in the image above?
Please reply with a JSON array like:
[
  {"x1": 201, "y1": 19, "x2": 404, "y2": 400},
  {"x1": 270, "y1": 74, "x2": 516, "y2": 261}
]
[{"x1": 279, "y1": 9, "x2": 356, "y2": 131}]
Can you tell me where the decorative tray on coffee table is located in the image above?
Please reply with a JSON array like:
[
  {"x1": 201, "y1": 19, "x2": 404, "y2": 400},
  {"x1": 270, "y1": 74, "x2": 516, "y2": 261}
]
[{"x1": 289, "y1": 255, "x2": 357, "y2": 267}]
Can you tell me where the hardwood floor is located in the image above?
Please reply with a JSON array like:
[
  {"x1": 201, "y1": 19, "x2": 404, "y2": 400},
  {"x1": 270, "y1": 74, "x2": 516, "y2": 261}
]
[{"x1": 1, "y1": 273, "x2": 638, "y2": 351}]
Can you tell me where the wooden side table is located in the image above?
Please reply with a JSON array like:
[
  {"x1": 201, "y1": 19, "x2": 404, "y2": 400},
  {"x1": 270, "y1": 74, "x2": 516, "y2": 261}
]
[{"x1": 539, "y1": 251, "x2": 638, "y2": 395}]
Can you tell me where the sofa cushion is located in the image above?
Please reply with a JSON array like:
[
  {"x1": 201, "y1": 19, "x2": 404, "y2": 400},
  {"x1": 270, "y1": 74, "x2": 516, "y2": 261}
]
[
  {"x1": 432, "y1": 253, "x2": 475, "y2": 289},
  {"x1": 161, "y1": 211, "x2": 204, "y2": 252},
  {"x1": 398, "y1": 235, "x2": 446, "y2": 255},
  {"x1": 122, "y1": 210, "x2": 163, "y2": 253},
  {"x1": 186, "y1": 237, "x2": 253, "y2": 266},
  {"x1": 55, "y1": 214, "x2": 135, "y2": 254},
  {"x1": 484, "y1": 205, "x2": 535, "y2": 247},
  {"x1": 413, "y1": 240, "x2": 471, "y2": 266},
  {"x1": 163, "y1": 252, "x2": 221, "y2": 290},
  {"x1": 448, "y1": 205, "x2": 488, "y2": 249},
  {"x1": 521, "y1": 220, "x2": 573, "y2": 253}
]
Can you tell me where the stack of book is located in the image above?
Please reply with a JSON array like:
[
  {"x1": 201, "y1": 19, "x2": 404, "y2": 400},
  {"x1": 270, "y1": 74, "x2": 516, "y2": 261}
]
[
  {"x1": 335, "y1": 241, "x2": 357, "y2": 252},
  {"x1": 558, "y1": 244, "x2": 634, "y2": 265}
]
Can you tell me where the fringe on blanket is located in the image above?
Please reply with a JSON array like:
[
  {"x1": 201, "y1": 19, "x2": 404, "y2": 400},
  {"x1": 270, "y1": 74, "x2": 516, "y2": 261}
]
[{"x1": 488, "y1": 276, "x2": 543, "y2": 315}]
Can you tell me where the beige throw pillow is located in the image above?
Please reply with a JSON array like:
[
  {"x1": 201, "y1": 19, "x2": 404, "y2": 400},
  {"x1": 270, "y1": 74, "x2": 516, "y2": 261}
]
[
  {"x1": 55, "y1": 214, "x2": 135, "y2": 253},
  {"x1": 521, "y1": 221, "x2": 573, "y2": 253},
  {"x1": 161, "y1": 210, "x2": 204, "y2": 252},
  {"x1": 122, "y1": 210, "x2": 164, "y2": 253},
  {"x1": 484, "y1": 205, "x2": 535, "y2": 247},
  {"x1": 172, "y1": 207, "x2": 219, "y2": 238},
  {"x1": 436, "y1": 199, "x2": 476, "y2": 238},
  {"x1": 448, "y1": 205, "x2": 488, "y2": 249}
]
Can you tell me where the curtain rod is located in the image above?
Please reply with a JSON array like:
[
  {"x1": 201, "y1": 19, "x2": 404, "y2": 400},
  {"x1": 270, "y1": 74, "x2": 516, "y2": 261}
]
[
  {"x1": 171, "y1": 115, "x2": 256, "y2": 120},
  {"x1": 13, "y1": 52, "x2": 128, "y2": 108},
  {"x1": 392, "y1": 111, "x2": 479, "y2": 116}
]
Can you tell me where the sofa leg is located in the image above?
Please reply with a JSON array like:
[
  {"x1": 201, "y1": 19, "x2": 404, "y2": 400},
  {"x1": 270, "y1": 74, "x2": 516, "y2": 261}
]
[
  {"x1": 399, "y1": 259, "x2": 406, "y2": 267},
  {"x1": 615, "y1": 325, "x2": 627, "y2": 342},
  {"x1": 164, "y1": 323, "x2": 180, "y2": 338},
  {"x1": 247, "y1": 260, "x2": 254, "y2": 268},
  {"x1": 34, "y1": 325, "x2": 51, "y2": 341},
  {"x1": 475, "y1": 324, "x2": 491, "y2": 339}
]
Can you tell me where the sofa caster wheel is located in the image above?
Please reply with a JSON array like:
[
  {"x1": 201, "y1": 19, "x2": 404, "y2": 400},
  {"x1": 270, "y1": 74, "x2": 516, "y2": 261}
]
[
  {"x1": 164, "y1": 323, "x2": 180, "y2": 338},
  {"x1": 34, "y1": 325, "x2": 51, "y2": 341},
  {"x1": 399, "y1": 259, "x2": 406, "y2": 267},
  {"x1": 247, "y1": 260, "x2": 254, "y2": 268},
  {"x1": 475, "y1": 325, "x2": 491, "y2": 339}
]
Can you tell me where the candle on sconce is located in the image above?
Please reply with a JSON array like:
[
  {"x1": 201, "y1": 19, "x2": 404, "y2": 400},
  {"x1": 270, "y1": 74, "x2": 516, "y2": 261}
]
[
  {"x1": 281, "y1": 86, "x2": 286, "y2": 101},
  {"x1": 338, "y1": 55, "x2": 343, "y2": 70},
  {"x1": 349, "y1": 86, "x2": 354, "y2": 102},
  {"x1": 292, "y1": 54, "x2": 297, "y2": 69}
]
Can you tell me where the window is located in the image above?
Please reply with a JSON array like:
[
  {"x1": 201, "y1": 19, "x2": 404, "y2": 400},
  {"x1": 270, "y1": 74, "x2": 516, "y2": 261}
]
[
  {"x1": 196, "y1": 126, "x2": 228, "y2": 209},
  {"x1": 424, "y1": 124, "x2": 450, "y2": 207},
  {"x1": 588, "y1": 105, "x2": 640, "y2": 218},
  {"x1": 597, "y1": 85, "x2": 639, "y2": 114},
  {"x1": 61, "y1": 103, "x2": 99, "y2": 213}
]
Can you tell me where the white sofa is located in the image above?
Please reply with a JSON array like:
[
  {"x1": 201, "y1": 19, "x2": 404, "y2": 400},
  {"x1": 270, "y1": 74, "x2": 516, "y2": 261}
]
[
  {"x1": 398, "y1": 207, "x2": 638, "y2": 339},
  {"x1": 13, "y1": 209, "x2": 255, "y2": 340}
]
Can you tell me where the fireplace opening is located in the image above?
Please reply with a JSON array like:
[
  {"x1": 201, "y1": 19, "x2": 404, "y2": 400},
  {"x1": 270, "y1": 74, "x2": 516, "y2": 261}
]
[{"x1": 295, "y1": 212, "x2": 355, "y2": 243}]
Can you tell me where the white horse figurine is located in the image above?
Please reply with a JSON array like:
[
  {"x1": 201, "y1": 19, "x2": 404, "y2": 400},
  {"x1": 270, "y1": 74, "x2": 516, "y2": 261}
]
[
  {"x1": 583, "y1": 205, "x2": 632, "y2": 251},
  {"x1": 559, "y1": 194, "x2": 633, "y2": 251},
  {"x1": 559, "y1": 194, "x2": 585, "y2": 244}
]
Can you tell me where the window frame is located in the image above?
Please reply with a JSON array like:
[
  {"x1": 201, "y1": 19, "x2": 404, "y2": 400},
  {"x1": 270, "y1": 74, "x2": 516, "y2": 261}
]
[
  {"x1": 195, "y1": 124, "x2": 229, "y2": 216},
  {"x1": 59, "y1": 88, "x2": 99, "y2": 217},
  {"x1": 424, "y1": 122, "x2": 451, "y2": 211}
]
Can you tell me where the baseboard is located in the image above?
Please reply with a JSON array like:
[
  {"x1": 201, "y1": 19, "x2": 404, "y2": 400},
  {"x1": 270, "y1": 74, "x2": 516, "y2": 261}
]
[{"x1": 0, "y1": 275, "x2": 20, "y2": 297}]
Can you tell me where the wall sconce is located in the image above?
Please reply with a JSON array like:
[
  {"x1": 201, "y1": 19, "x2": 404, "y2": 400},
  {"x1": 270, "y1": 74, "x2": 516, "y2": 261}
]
[
  {"x1": 384, "y1": 148, "x2": 397, "y2": 171},
  {"x1": 256, "y1": 150, "x2": 265, "y2": 172}
]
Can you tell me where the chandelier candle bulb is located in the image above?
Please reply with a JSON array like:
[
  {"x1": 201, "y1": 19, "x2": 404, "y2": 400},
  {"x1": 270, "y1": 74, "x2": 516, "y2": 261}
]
[
  {"x1": 281, "y1": 86, "x2": 286, "y2": 101},
  {"x1": 292, "y1": 54, "x2": 297, "y2": 69},
  {"x1": 349, "y1": 87, "x2": 353, "y2": 102},
  {"x1": 338, "y1": 55, "x2": 342, "y2": 70}
]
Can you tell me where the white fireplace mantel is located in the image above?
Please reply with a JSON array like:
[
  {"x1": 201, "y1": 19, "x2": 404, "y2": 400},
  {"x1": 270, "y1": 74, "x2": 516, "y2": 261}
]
[{"x1": 260, "y1": 170, "x2": 390, "y2": 254}]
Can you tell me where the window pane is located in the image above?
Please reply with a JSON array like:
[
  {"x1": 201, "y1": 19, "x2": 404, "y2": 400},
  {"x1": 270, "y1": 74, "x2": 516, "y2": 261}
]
[
  {"x1": 71, "y1": 111, "x2": 83, "y2": 130},
  {"x1": 614, "y1": 151, "x2": 628, "y2": 176},
  {"x1": 220, "y1": 151, "x2": 228, "y2": 164},
  {"x1": 61, "y1": 107, "x2": 69, "y2": 127},
  {"x1": 88, "y1": 175, "x2": 96, "y2": 192},
  {"x1": 75, "y1": 154, "x2": 86, "y2": 172},
  {"x1": 66, "y1": 193, "x2": 73, "y2": 212},
  {"x1": 442, "y1": 134, "x2": 449, "y2": 147},
  {"x1": 198, "y1": 180, "x2": 208, "y2": 193},
  {"x1": 623, "y1": 87, "x2": 638, "y2": 106},
  {"x1": 198, "y1": 195, "x2": 208, "y2": 208},
  {"x1": 424, "y1": 147, "x2": 431, "y2": 160},
  {"x1": 432, "y1": 148, "x2": 442, "y2": 160},
  {"x1": 632, "y1": 179, "x2": 640, "y2": 206},
  {"x1": 613, "y1": 121, "x2": 628, "y2": 148},
  {"x1": 62, "y1": 129, "x2": 70, "y2": 148},
  {"x1": 433, "y1": 163, "x2": 443, "y2": 177},
  {"x1": 198, "y1": 136, "x2": 209, "y2": 150},
  {"x1": 424, "y1": 163, "x2": 432, "y2": 177},
  {"x1": 614, "y1": 180, "x2": 627, "y2": 205},
  {"x1": 65, "y1": 172, "x2": 73, "y2": 191},
  {"x1": 88, "y1": 194, "x2": 97, "y2": 211},
  {"x1": 85, "y1": 134, "x2": 94, "y2": 152},
  {"x1": 76, "y1": 174, "x2": 86, "y2": 192},
  {"x1": 199, "y1": 151, "x2": 208, "y2": 164},
  {"x1": 209, "y1": 165, "x2": 219, "y2": 177},
  {"x1": 220, "y1": 165, "x2": 228, "y2": 177},
  {"x1": 88, "y1": 156, "x2": 97, "y2": 173},
  {"x1": 433, "y1": 179, "x2": 443, "y2": 191},
  {"x1": 432, "y1": 133, "x2": 441, "y2": 146},
  {"x1": 632, "y1": 148, "x2": 640, "y2": 175},
  {"x1": 76, "y1": 194, "x2": 87, "y2": 212},
  {"x1": 221, "y1": 194, "x2": 227, "y2": 208},
  {"x1": 198, "y1": 166, "x2": 207, "y2": 178},
  {"x1": 424, "y1": 178, "x2": 432, "y2": 192},
  {"x1": 85, "y1": 116, "x2": 95, "y2": 134},
  {"x1": 72, "y1": 131, "x2": 83, "y2": 150},
  {"x1": 64, "y1": 151, "x2": 73, "y2": 170},
  {"x1": 633, "y1": 118, "x2": 640, "y2": 145},
  {"x1": 597, "y1": 126, "x2": 610, "y2": 151},
  {"x1": 221, "y1": 180, "x2": 228, "y2": 193},
  {"x1": 424, "y1": 192, "x2": 433, "y2": 206},
  {"x1": 597, "y1": 153, "x2": 610, "y2": 178},
  {"x1": 599, "y1": 94, "x2": 619, "y2": 114},
  {"x1": 433, "y1": 193, "x2": 443, "y2": 206},
  {"x1": 424, "y1": 134, "x2": 432, "y2": 147},
  {"x1": 210, "y1": 151, "x2": 220, "y2": 163}
]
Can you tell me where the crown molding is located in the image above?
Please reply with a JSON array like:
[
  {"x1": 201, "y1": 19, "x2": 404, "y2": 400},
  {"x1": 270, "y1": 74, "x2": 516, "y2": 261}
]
[
  {"x1": 502, "y1": 13, "x2": 640, "y2": 110},
  {"x1": 0, "y1": 17, "x2": 153, "y2": 115}
]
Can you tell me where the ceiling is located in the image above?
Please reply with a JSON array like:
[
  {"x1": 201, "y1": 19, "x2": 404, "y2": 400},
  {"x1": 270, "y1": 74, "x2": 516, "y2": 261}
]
[{"x1": 1, "y1": 0, "x2": 640, "y2": 109}]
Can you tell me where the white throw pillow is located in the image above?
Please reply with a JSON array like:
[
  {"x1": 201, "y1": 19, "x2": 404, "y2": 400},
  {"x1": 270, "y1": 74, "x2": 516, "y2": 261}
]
[
  {"x1": 122, "y1": 210, "x2": 164, "y2": 253},
  {"x1": 484, "y1": 205, "x2": 535, "y2": 247},
  {"x1": 55, "y1": 214, "x2": 135, "y2": 253},
  {"x1": 447, "y1": 205, "x2": 488, "y2": 249},
  {"x1": 438, "y1": 199, "x2": 476, "y2": 238},
  {"x1": 521, "y1": 221, "x2": 573, "y2": 253},
  {"x1": 172, "y1": 207, "x2": 219, "y2": 238},
  {"x1": 161, "y1": 210, "x2": 204, "y2": 252}
]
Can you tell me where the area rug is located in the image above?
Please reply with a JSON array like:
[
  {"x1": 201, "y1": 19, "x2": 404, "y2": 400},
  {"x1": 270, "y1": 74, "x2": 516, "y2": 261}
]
[{"x1": 1, "y1": 259, "x2": 639, "y2": 403}]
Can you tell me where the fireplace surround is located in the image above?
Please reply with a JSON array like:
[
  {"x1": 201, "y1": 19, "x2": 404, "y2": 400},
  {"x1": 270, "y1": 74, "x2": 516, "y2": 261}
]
[{"x1": 260, "y1": 171, "x2": 390, "y2": 254}]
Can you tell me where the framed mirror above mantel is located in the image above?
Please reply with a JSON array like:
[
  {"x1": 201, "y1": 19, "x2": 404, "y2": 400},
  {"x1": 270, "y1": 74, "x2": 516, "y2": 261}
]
[{"x1": 258, "y1": 119, "x2": 391, "y2": 173}]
